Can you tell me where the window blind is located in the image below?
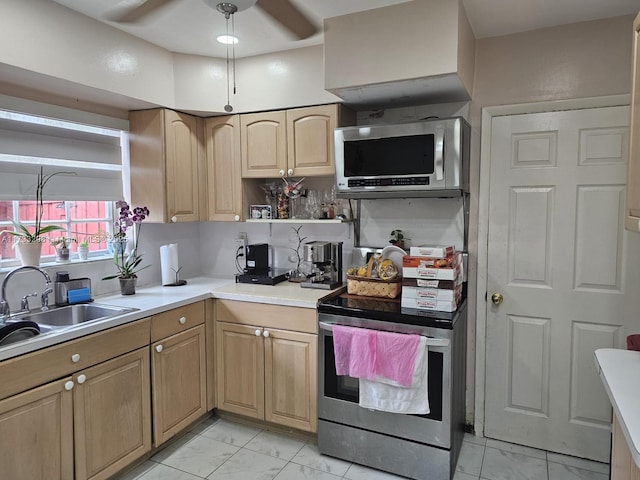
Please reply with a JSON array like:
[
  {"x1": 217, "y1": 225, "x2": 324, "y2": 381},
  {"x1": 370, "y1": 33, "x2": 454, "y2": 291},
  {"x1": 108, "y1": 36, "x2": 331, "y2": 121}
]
[{"x1": 0, "y1": 96, "x2": 128, "y2": 201}]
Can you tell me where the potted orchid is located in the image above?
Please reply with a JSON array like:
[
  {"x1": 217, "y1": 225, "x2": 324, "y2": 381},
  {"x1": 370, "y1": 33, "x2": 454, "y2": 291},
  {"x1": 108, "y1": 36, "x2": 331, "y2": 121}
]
[{"x1": 102, "y1": 201, "x2": 150, "y2": 295}]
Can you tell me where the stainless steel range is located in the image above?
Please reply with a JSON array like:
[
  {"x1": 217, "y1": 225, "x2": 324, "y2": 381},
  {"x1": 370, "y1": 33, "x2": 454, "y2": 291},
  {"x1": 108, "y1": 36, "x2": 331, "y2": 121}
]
[{"x1": 317, "y1": 293, "x2": 467, "y2": 480}]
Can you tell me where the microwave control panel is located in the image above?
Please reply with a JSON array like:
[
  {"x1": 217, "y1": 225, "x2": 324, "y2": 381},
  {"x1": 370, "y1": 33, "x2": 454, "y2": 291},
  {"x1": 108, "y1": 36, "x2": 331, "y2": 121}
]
[{"x1": 347, "y1": 177, "x2": 430, "y2": 187}]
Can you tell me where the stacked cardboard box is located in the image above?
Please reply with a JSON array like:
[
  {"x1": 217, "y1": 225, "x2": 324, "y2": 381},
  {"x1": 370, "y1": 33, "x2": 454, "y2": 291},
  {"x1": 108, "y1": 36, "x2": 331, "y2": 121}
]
[{"x1": 400, "y1": 245, "x2": 463, "y2": 312}]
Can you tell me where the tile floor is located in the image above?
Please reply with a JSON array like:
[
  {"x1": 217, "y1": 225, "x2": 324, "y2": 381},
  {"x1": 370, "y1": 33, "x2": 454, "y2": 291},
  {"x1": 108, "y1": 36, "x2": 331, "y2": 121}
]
[{"x1": 114, "y1": 415, "x2": 611, "y2": 480}]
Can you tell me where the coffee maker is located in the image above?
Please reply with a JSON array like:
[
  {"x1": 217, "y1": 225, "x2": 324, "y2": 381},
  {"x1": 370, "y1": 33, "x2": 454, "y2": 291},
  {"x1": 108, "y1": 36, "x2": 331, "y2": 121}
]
[
  {"x1": 236, "y1": 243, "x2": 288, "y2": 285},
  {"x1": 300, "y1": 241, "x2": 343, "y2": 290}
]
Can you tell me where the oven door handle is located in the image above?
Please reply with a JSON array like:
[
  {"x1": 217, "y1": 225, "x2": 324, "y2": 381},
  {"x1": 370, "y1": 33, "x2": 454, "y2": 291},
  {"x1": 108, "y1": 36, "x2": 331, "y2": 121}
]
[{"x1": 319, "y1": 321, "x2": 450, "y2": 347}]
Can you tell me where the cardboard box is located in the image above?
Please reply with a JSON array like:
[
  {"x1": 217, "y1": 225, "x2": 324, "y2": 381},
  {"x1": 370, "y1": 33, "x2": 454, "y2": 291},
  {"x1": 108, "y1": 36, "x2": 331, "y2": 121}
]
[
  {"x1": 402, "y1": 278, "x2": 461, "y2": 289},
  {"x1": 403, "y1": 264, "x2": 461, "y2": 280},
  {"x1": 402, "y1": 254, "x2": 458, "y2": 268},
  {"x1": 409, "y1": 245, "x2": 455, "y2": 258},
  {"x1": 402, "y1": 285, "x2": 461, "y2": 302},
  {"x1": 401, "y1": 297, "x2": 458, "y2": 312}
]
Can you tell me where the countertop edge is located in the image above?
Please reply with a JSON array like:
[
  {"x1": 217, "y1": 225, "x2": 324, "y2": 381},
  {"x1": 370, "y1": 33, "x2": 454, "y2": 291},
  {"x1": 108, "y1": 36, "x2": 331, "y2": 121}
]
[{"x1": 595, "y1": 348, "x2": 640, "y2": 468}]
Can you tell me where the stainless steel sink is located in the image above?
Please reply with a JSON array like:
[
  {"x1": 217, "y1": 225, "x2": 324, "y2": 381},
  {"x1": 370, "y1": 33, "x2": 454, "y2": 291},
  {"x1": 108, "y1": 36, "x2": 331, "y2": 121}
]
[{"x1": 20, "y1": 303, "x2": 138, "y2": 327}]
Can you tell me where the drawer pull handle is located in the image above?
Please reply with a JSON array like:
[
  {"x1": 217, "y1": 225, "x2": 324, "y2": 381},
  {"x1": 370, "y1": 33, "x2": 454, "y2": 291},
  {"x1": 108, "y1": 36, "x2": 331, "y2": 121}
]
[
  {"x1": 71, "y1": 353, "x2": 80, "y2": 363},
  {"x1": 77, "y1": 374, "x2": 86, "y2": 384},
  {"x1": 279, "y1": 169, "x2": 285, "y2": 176},
  {"x1": 156, "y1": 345, "x2": 163, "y2": 353},
  {"x1": 263, "y1": 330, "x2": 270, "y2": 338},
  {"x1": 255, "y1": 329, "x2": 261, "y2": 337},
  {"x1": 287, "y1": 168, "x2": 294, "y2": 176},
  {"x1": 64, "y1": 381, "x2": 74, "y2": 391},
  {"x1": 171, "y1": 216, "x2": 178, "y2": 223},
  {"x1": 179, "y1": 316, "x2": 187, "y2": 325}
]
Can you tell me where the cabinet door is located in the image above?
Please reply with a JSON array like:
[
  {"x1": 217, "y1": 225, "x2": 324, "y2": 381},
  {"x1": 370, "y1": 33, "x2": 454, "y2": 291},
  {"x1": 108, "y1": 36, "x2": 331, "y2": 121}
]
[
  {"x1": 152, "y1": 324, "x2": 207, "y2": 447},
  {"x1": 216, "y1": 321, "x2": 264, "y2": 419},
  {"x1": 628, "y1": 14, "x2": 640, "y2": 231},
  {"x1": 287, "y1": 105, "x2": 338, "y2": 177},
  {"x1": 241, "y1": 111, "x2": 287, "y2": 178},
  {"x1": 74, "y1": 348, "x2": 151, "y2": 480},
  {"x1": 0, "y1": 378, "x2": 73, "y2": 480},
  {"x1": 264, "y1": 328, "x2": 317, "y2": 432},
  {"x1": 205, "y1": 116, "x2": 243, "y2": 221},
  {"x1": 165, "y1": 109, "x2": 201, "y2": 223}
]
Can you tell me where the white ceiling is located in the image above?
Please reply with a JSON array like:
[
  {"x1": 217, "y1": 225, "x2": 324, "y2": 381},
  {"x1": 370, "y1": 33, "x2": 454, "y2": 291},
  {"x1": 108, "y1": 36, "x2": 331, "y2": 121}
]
[{"x1": 51, "y1": 0, "x2": 640, "y2": 59}]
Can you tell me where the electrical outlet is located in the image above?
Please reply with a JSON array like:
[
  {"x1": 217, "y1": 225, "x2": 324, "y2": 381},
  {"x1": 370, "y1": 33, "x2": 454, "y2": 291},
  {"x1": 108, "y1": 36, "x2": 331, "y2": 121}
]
[{"x1": 234, "y1": 232, "x2": 247, "y2": 254}]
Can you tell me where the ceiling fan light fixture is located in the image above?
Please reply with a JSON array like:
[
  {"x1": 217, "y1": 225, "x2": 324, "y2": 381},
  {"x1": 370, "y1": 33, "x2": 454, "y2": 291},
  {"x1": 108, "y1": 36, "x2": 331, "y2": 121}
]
[{"x1": 217, "y1": 34, "x2": 238, "y2": 44}]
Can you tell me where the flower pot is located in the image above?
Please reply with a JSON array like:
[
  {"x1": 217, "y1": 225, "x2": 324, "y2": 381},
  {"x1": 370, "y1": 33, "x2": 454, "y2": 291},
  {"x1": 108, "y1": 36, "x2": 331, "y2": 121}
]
[
  {"x1": 78, "y1": 245, "x2": 89, "y2": 260},
  {"x1": 119, "y1": 277, "x2": 137, "y2": 295},
  {"x1": 55, "y1": 247, "x2": 70, "y2": 263},
  {"x1": 16, "y1": 242, "x2": 42, "y2": 266}
]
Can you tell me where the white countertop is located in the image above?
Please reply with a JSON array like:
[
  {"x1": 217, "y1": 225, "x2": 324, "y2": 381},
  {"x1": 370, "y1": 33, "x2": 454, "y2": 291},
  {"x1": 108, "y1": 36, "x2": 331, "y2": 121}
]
[
  {"x1": 0, "y1": 276, "x2": 341, "y2": 362},
  {"x1": 595, "y1": 348, "x2": 640, "y2": 467}
]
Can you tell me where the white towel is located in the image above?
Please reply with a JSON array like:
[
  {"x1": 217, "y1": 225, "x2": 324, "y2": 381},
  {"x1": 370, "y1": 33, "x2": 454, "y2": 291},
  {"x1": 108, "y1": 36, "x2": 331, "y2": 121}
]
[{"x1": 358, "y1": 336, "x2": 430, "y2": 414}]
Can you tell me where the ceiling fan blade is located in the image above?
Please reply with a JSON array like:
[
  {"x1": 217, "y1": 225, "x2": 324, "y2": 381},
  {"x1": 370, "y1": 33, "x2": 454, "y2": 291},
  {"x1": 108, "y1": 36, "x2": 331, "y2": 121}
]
[
  {"x1": 108, "y1": 0, "x2": 179, "y2": 23},
  {"x1": 255, "y1": 0, "x2": 318, "y2": 40}
]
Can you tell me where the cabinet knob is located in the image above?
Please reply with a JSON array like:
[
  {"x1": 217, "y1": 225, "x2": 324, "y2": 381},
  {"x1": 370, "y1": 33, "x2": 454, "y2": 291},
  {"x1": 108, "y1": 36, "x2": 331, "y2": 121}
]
[
  {"x1": 263, "y1": 330, "x2": 270, "y2": 338},
  {"x1": 287, "y1": 168, "x2": 294, "y2": 176},
  {"x1": 234, "y1": 215, "x2": 240, "y2": 222},
  {"x1": 77, "y1": 374, "x2": 86, "y2": 384},
  {"x1": 171, "y1": 216, "x2": 178, "y2": 223},
  {"x1": 179, "y1": 316, "x2": 187, "y2": 325},
  {"x1": 71, "y1": 353, "x2": 80, "y2": 363},
  {"x1": 64, "y1": 381, "x2": 74, "y2": 391},
  {"x1": 255, "y1": 329, "x2": 262, "y2": 337},
  {"x1": 156, "y1": 345, "x2": 163, "y2": 353},
  {"x1": 279, "y1": 169, "x2": 285, "y2": 176}
]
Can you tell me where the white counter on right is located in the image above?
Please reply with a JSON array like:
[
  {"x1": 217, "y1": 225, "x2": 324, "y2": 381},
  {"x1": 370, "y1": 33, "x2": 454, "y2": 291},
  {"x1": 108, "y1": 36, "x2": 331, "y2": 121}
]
[{"x1": 595, "y1": 348, "x2": 640, "y2": 468}]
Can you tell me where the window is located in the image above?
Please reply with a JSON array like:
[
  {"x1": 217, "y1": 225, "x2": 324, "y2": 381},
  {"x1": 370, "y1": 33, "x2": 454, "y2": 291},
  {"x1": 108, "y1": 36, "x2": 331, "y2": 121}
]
[
  {"x1": 0, "y1": 201, "x2": 114, "y2": 262},
  {"x1": 0, "y1": 95, "x2": 129, "y2": 265}
]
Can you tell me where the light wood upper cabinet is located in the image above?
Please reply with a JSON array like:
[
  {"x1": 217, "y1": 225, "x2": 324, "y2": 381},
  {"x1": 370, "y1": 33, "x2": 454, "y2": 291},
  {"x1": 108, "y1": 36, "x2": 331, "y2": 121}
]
[
  {"x1": 74, "y1": 348, "x2": 151, "y2": 480},
  {"x1": 241, "y1": 111, "x2": 287, "y2": 178},
  {"x1": 0, "y1": 379, "x2": 74, "y2": 480},
  {"x1": 287, "y1": 105, "x2": 340, "y2": 177},
  {"x1": 129, "y1": 108, "x2": 203, "y2": 223},
  {"x1": 627, "y1": 13, "x2": 640, "y2": 232},
  {"x1": 205, "y1": 115, "x2": 243, "y2": 221},
  {"x1": 150, "y1": 303, "x2": 207, "y2": 447},
  {"x1": 241, "y1": 104, "x2": 355, "y2": 178},
  {"x1": 215, "y1": 300, "x2": 317, "y2": 432}
]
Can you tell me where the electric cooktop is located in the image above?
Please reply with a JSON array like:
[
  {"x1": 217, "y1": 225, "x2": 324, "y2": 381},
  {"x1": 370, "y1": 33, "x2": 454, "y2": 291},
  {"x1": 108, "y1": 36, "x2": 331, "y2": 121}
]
[{"x1": 317, "y1": 291, "x2": 466, "y2": 329}]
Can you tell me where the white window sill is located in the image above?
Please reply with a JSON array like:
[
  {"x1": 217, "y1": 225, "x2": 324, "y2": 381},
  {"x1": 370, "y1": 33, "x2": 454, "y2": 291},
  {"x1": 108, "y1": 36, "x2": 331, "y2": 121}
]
[{"x1": 0, "y1": 254, "x2": 113, "y2": 273}]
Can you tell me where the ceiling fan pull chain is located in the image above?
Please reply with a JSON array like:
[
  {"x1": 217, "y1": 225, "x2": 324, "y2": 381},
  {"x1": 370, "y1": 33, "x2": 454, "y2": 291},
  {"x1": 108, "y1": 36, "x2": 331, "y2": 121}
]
[{"x1": 232, "y1": 13, "x2": 237, "y2": 95}]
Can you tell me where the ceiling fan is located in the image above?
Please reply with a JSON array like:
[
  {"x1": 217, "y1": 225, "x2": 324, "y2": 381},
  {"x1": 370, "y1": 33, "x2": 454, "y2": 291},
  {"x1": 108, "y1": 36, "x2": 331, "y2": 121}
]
[{"x1": 110, "y1": 0, "x2": 318, "y2": 40}]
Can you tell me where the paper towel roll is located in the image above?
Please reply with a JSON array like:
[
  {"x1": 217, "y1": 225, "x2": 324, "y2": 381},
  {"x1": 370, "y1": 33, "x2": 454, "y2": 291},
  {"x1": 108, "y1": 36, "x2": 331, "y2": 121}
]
[{"x1": 160, "y1": 244, "x2": 179, "y2": 285}]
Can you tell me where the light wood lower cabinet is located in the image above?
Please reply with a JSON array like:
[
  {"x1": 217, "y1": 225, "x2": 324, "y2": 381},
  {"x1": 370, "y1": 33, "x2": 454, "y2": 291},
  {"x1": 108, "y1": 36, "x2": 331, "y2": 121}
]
[
  {"x1": 152, "y1": 324, "x2": 207, "y2": 446},
  {"x1": 0, "y1": 378, "x2": 74, "y2": 480},
  {"x1": 612, "y1": 415, "x2": 640, "y2": 480},
  {"x1": 216, "y1": 304, "x2": 317, "y2": 433},
  {"x1": 74, "y1": 348, "x2": 151, "y2": 480}
]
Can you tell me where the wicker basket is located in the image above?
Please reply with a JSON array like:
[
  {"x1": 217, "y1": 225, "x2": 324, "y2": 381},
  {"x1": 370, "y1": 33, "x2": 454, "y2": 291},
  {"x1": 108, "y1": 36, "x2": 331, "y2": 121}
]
[{"x1": 346, "y1": 275, "x2": 402, "y2": 299}]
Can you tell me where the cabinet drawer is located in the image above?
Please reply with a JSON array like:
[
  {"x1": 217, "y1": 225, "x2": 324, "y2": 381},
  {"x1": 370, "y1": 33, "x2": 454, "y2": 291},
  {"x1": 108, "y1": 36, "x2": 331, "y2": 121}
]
[
  {"x1": 151, "y1": 302, "x2": 205, "y2": 342},
  {"x1": 216, "y1": 300, "x2": 316, "y2": 334},
  {"x1": 0, "y1": 318, "x2": 151, "y2": 401}
]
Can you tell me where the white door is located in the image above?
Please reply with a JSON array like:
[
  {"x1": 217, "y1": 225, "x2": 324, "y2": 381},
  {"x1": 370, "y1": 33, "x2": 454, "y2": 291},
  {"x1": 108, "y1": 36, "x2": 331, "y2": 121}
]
[{"x1": 484, "y1": 106, "x2": 640, "y2": 462}]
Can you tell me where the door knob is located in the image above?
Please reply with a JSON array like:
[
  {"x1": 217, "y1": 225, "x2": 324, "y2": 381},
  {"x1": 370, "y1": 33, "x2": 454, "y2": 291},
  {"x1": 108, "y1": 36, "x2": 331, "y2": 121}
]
[{"x1": 491, "y1": 293, "x2": 504, "y2": 305}]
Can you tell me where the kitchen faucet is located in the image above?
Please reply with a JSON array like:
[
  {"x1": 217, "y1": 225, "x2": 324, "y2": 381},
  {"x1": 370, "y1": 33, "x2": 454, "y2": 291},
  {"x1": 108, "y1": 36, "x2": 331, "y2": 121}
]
[{"x1": 0, "y1": 266, "x2": 53, "y2": 319}]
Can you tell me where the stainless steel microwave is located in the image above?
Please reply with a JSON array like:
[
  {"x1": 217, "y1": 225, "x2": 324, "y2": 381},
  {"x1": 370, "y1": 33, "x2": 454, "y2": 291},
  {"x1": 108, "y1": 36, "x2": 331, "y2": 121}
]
[{"x1": 334, "y1": 117, "x2": 469, "y2": 198}]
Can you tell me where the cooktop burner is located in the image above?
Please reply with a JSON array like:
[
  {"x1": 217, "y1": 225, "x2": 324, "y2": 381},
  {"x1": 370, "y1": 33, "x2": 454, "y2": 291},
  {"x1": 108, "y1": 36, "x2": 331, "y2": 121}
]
[{"x1": 317, "y1": 292, "x2": 465, "y2": 329}]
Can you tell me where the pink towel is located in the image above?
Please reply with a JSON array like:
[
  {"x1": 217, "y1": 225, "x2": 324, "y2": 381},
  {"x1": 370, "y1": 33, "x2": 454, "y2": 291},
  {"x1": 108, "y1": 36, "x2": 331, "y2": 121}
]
[
  {"x1": 332, "y1": 325, "x2": 376, "y2": 379},
  {"x1": 374, "y1": 330, "x2": 421, "y2": 387},
  {"x1": 332, "y1": 325, "x2": 421, "y2": 387}
]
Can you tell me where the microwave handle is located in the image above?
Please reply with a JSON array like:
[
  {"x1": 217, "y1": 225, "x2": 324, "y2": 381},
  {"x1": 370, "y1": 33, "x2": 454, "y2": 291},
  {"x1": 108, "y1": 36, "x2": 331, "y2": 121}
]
[{"x1": 434, "y1": 126, "x2": 445, "y2": 181}]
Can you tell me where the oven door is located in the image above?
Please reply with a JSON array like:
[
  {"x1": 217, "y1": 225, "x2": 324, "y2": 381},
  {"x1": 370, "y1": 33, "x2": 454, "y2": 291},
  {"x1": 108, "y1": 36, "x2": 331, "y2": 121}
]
[{"x1": 318, "y1": 317, "x2": 452, "y2": 449}]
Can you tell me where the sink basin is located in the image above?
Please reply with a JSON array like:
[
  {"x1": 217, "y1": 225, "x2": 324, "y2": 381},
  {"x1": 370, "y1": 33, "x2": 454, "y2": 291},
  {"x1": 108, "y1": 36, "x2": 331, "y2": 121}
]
[{"x1": 20, "y1": 304, "x2": 138, "y2": 327}]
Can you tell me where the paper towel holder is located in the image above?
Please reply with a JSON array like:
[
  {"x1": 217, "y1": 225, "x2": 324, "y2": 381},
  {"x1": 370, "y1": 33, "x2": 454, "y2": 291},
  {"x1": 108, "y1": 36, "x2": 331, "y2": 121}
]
[{"x1": 165, "y1": 266, "x2": 187, "y2": 287}]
